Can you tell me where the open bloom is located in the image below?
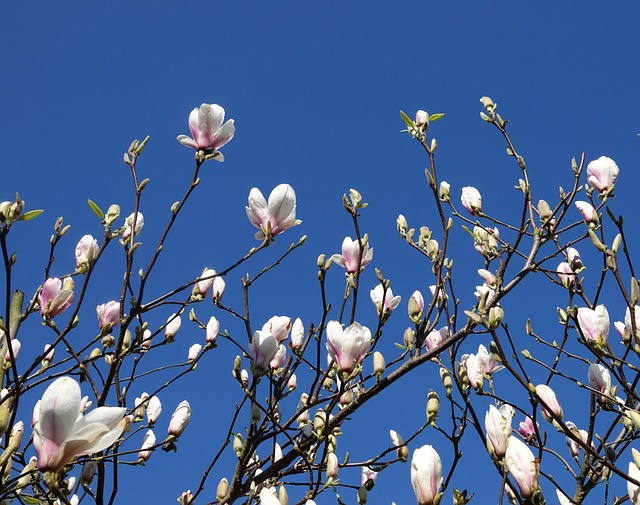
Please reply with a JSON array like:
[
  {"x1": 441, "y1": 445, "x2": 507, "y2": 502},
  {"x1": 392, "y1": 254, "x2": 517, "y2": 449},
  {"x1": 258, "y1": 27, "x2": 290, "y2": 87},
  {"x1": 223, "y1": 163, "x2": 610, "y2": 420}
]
[
  {"x1": 246, "y1": 184, "x2": 301, "y2": 240},
  {"x1": 326, "y1": 320, "x2": 372, "y2": 375},
  {"x1": 410, "y1": 445, "x2": 442, "y2": 505},
  {"x1": 262, "y1": 316, "x2": 292, "y2": 343},
  {"x1": 505, "y1": 436, "x2": 539, "y2": 499},
  {"x1": 332, "y1": 236, "x2": 373, "y2": 274},
  {"x1": 177, "y1": 103, "x2": 235, "y2": 160},
  {"x1": 518, "y1": 417, "x2": 538, "y2": 442},
  {"x1": 424, "y1": 327, "x2": 449, "y2": 352},
  {"x1": 75, "y1": 235, "x2": 99, "y2": 272},
  {"x1": 370, "y1": 284, "x2": 401, "y2": 317},
  {"x1": 587, "y1": 156, "x2": 619, "y2": 192},
  {"x1": 461, "y1": 186, "x2": 482, "y2": 215},
  {"x1": 588, "y1": 363, "x2": 611, "y2": 404},
  {"x1": 39, "y1": 278, "x2": 75, "y2": 319},
  {"x1": 577, "y1": 305, "x2": 609, "y2": 345},
  {"x1": 33, "y1": 377, "x2": 126, "y2": 472},
  {"x1": 485, "y1": 404, "x2": 513, "y2": 459}
]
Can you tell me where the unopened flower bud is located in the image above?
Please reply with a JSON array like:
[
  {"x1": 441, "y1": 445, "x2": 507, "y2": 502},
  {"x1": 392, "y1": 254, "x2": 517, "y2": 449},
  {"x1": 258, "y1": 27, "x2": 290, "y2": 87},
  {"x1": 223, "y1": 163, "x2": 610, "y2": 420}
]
[
  {"x1": 81, "y1": 461, "x2": 97, "y2": 485},
  {"x1": 440, "y1": 367, "x2": 453, "y2": 396},
  {"x1": 439, "y1": 181, "x2": 450, "y2": 201},
  {"x1": 233, "y1": 433, "x2": 244, "y2": 457},
  {"x1": 404, "y1": 327, "x2": 416, "y2": 349},
  {"x1": 165, "y1": 313, "x2": 182, "y2": 342},
  {"x1": 426, "y1": 390, "x2": 440, "y2": 424},
  {"x1": 488, "y1": 306, "x2": 504, "y2": 329},
  {"x1": 326, "y1": 452, "x2": 339, "y2": 482},
  {"x1": 216, "y1": 478, "x2": 229, "y2": 501},
  {"x1": 397, "y1": 214, "x2": 408, "y2": 235},
  {"x1": 168, "y1": 400, "x2": 190, "y2": 438},
  {"x1": 251, "y1": 403, "x2": 261, "y2": 424},
  {"x1": 105, "y1": 204, "x2": 120, "y2": 227},
  {"x1": 358, "y1": 486, "x2": 368, "y2": 505},
  {"x1": 373, "y1": 351, "x2": 385, "y2": 377},
  {"x1": 279, "y1": 486, "x2": 289, "y2": 505},
  {"x1": 537, "y1": 200, "x2": 552, "y2": 222},
  {"x1": 314, "y1": 410, "x2": 326, "y2": 434}
]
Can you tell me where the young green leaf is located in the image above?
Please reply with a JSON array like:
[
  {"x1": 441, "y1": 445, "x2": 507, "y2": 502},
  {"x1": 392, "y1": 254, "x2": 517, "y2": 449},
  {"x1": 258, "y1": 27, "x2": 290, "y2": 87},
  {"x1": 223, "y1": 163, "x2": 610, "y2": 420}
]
[
  {"x1": 399, "y1": 110, "x2": 416, "y2": 130},
  {"x1": 88, "y1": 199, "x2": 105, "y2": 219},
  {"x1": 429, "y1": 113, "x2": 445, "y2": 122},
  {"x1": 16, "y1": 209, "x2": 44, "y2": 222}
]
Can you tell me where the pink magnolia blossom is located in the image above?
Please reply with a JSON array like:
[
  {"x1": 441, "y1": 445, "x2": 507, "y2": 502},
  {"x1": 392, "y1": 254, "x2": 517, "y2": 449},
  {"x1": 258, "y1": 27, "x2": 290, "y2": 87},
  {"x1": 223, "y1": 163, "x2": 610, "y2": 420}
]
[
  {"x1": 625, "y1": 306, "x2": 640, "y2": 338},
  {"x1": 138, "y1": 429, "x2": 156, "y2": 461},
  {"x1": 535, "y1": 384, "x2": 563, "y2": 423},
  {"x1": 505, "y1": 436, "x2": 539, "y2": 499},
  {"x1": 121, "y1": 212, "x2": 144, "y2": 241},
  {"x1": 96, "y1": 301, "x2": 120, "y2": 331},
  {"x1": 518, "y1": 416, "x2": 538, "y2": 442},
  {"x1": 168, "y1": 401, "x2": 191, "y2": 438},
  {"x1": 146, "y1": 396, "x2": 162, "y2": 424},
  {"x1": 262, "y1": 316, "x2": 292, "y2": 343},
  {"x1": 361, "y1": 466, "x2": 378, "y2": 489},
  {"x1": 326, "y1": 320, "x2": 372, "y2": 375},
  {"x1": 556, "y1": 262, "x2": 576, "y2": 288},
  {"x1": 326, "y1": 452, "x2": 339, "y2": 480},
  {"x1": 245, "y1": 184, "x2": 301, "y2": 240},
  {"x1": 4, "y1": 339, "x2": 21, "y2": 362},
  {"x1": 75, "y1": 235, "x2": 99, "y2": 272},
  {"x1": 567, "y1": 247, "x2": 583, "y2": 271},
  {"x1": 249, "y1": 330, "x2": 278, "y2": 373},
  {"x1": 177, "y1": 103, "x2": 235, "y2": 160},
  {"x1": 290, "y1": 317, "x2": 304, "y2": 350},
  {"x1": 39, "y1": 277, "x2": 75, "y2": 319},
  {"x1": 206, "y1": 316, "x2": 220, "y2": 344},
  {"x1": 269, "y1": 344, "x2": 287, "y2": 370},
  {"x1": 577, "y1": 305, "x2": 609, "y2": 346},
  {"x1": 32, "y1": 377, "x2": 126, "y2": 472},
  {"x1": 473, "y1": 226, "x2": 500, "y2": 257},
  {"x1": 212, "y1": 276, "x2": 226, "y2": 302},
  {"x1": 410, "y1": 445, "x2": 442, "y2": 505},
  {"x1": 485, "y1": 404, "x2": 513, "y2": 458},
  {"x1": 477, "y1": 269, "x2": 496, "y2": 286},
  {"x1": 188, "y1": 344, "x2": 202, "y2": 362},
  {"x1": 477, "y1": 344, "x2": 501, "y2": 375},
  {"x1": 575, "y1": 201, "x2": 599, "y2": 225},
  {"x1": 192, "y1": 268, "x2": 216, "y2": 300},
  {"x1": 424, "y1": 327, "x2": 449, "y2": 352},
  {"x1": 461, "y1": 353, "x2": 483, "y2": 390},
  {"x1": 588, "y1": 363, "x2": 611, "y2": 405},
  {"x1": 408, "y1": 290, "x2": 424, "y2": 322},
  {"x1": 165, "y1": 313, "x2": 182, "y2": 341},
  {"x1": 331, "y1": 236, "x2": 373, "y2": 274},
  {"x1": 415, "y1": 110, "x2": 429, "y2": 126},
  {"x1": 565, "y1": 421, "x2": 590, "y2": 458},
  {"x1": 461, "y1": 186, "x2": 482, "y2": 215},
  {"x1": 370, "y1": 284, "x2": 401, "y2": 317},
  {"x1": 587, "y1": 156, "x2": 619, "y2": 192}
]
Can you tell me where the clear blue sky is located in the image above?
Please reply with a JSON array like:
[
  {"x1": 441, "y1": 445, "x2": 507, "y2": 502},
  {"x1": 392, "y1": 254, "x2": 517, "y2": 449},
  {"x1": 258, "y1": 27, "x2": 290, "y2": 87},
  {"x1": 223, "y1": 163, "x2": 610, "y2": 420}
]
[{"x1": 2, "y1": 3, "x2": 640, "y2": 504}]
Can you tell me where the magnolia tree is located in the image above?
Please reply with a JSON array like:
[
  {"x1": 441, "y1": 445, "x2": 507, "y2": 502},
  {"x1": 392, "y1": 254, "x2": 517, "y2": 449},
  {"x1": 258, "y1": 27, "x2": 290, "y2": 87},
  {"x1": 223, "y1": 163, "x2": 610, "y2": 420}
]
[{"x1": 0, "y1": 98, "x2": 638, "y2": 505}]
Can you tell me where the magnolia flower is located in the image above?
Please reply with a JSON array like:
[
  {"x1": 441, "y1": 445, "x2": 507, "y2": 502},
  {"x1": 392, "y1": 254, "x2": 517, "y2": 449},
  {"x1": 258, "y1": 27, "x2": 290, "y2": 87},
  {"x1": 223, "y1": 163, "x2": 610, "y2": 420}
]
[
  {"x1": 291, "y1": 317, "x2": 304, "y2": 350},
  {"x1": 245, "y1": 184, "x2": 301, "y2": 240},
  {"x1": 461, "y1": 353, "x2": 483, "y2": 391},
  {"x1": 75, "y1": 235, "x2": 99, "y2": 272},
  {"x1": 370, "y1": 284, "x2": 401, "y2": 317},
  {"x1": 326, "y1": 452, "x2": 339, "y2": 480},
  {"x1": 477, "y1": 344, "x2": 501, "y2": 375},
  {"x1": 439, "y1": 181, "x2": 451, "y2": 200},
  {"x1": 138, "y1": 429, "x2": 156, "y2": 461},
  {"x1": 629, "y1": 461, "x2": 640, "y2": 505},
  {"x1": 536, "y1": 384, "x2": 563, "y2": 423},
  {"x1": 33, "y1": 377, "x2": 126, "y2": 472},
  {"x1": 192, "y1": 268, "x2": 216, "y2": 300},
  {"x1": 588, "y1": 363, "x2": 611, "y2": 404},
  {"x1": 485, "y1": 404, "x2": 513, "y2": 458},
  {"x1": 164, "y1": 313, "x2": 182, "y2": 341},
  {"x1": 262, "y1": 316, "x2": 292, "y2": 343},
  {"x1": 518, "y1": 416, "x2": 538, "y2": 442},
  {"x1": 473, "y1": 226, "x2": 500, "y2": 257},
  {"x1": 577, "y1": 305, "x2": 609, "y2": 345},
  {"x1": 206, "y1": 316, "x2": 220, "y2": 343},
  {"x1": 461, "y1": 186, "x2": 482, "y2": 215},
  {"x1": 331, "y1": 236, "x2": 374, "y2": 274},
  {"x1": 269, "y1": 344, "x2": 287, "y2": 370},
  {"x1": 625, "y1": 306, "x2": 640, "y2": 338},
  {"x1": 567, "y1": 247, "x2": 583, "y2": 271},
  {"x1": 168, "y1": 401, "x2": 191, "y2": 438},
  {"x1": 361, "y1": 466, "x2": 378, "y2": 489},
  {"x1": 556, "y1": 262, "x2": 576, "y2": 288},
  {"x1": 565, "y1": 421, "x2": 590, "y2": 458},
  {"x1": 121, "y1": 212, "x2": 144, "y2": 241},
  {"x1": 505, "y1": 436, "x2": 539, "y2": 499},
  {"x1": 212, "y1": 276, "x2": 226, "y2": 302},
  {"x1": 478, "y1": 269, "x2": 496, "y2": 286},
  {"x1": 424, "y1": 327, "x2": 449, "y2": 352},
  {"x1": 326, "y1": 320, "x2": 372, "y2": 375},
  {"x1": 5, "y1": 339, "x2": 21, "y2": 362},
  {"x1": 249, "y1": 330, "x2": 278, "y2": 373},
  {"x1": 410, "y1": 445, "x2": 442, "y2": 505},
  {"x1": 146, "y1": 396, "x2": 162, "y2": 424},
  {"x1": 42, "y1": 344, "x2": 55, "y2": 366},
  {"x1": 415, "y1": 110, "x2": 429, "y2": 126},
  {"x1": 96, "y1": 301, "x2": 120, "y2": 331},
  {"x1": 575, "y1": 201, "x2": 599, "y2": 225},
  {"x1": 177, "y1": 103, "x2": 235, "y2": 160},
  {"x1": 408, "y1": 290, "x2": 424, "y2": 322},
  {"x1": 587, "y1": 156, "x2": 619, "y2": 191},
  {"x1": 39, "y1": 277, "x2": 75, "y2": 319}
]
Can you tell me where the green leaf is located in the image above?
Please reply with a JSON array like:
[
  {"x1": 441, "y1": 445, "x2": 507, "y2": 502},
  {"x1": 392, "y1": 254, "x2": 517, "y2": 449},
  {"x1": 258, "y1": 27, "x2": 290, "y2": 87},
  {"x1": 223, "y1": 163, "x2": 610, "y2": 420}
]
[
  {"x1": 16, "y1": 209, "x2": 44, "y2": 222},
  {"x1": 21, "y1": 496, "x2": 42, "y2": 505},
  {"x1": 399, "y1": 110, "x2": 416, "y2": 130},
  {"x1": 429, "y1": 113, "x2": 445, "y2": 122},
  {"x1": 88, "y1": 199, "x2": 105, "y2": 219}
]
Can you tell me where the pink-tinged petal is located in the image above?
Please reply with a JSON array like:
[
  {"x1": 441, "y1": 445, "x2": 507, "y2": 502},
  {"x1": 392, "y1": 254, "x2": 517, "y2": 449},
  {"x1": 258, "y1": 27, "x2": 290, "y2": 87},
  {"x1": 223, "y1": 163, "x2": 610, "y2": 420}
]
[
  {"x1": 505, "y1": 436, "x2": 538, "y2": 498},
  {"x1": 38, "y1": 377, "x2": 81, "y2": 447},
  {"x1": 246, "y1": 188, "x2": 269, "y2": 228},
  {"x1": 82, "y1": 406, "x2": 128, "y2": 430},
  {"x1": 628, "y1": 461, "x2": 640, "y2": 505},
  {"x1": 214, "y1": 120, "x2": 235, "y2": 149},
  {"x1": 177, "y1": 135, "x2": 198, "y2": 149},
  {"x1": 268, "y1": 184, "x2": 296, "y2": 226}
]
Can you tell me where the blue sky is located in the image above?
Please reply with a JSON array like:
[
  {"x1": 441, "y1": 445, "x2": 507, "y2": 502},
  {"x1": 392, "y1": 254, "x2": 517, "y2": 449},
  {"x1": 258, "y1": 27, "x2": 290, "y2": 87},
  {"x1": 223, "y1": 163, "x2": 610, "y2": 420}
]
[{"x1": 2, "y1": 3, "x2": 640, "y2": 504}]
